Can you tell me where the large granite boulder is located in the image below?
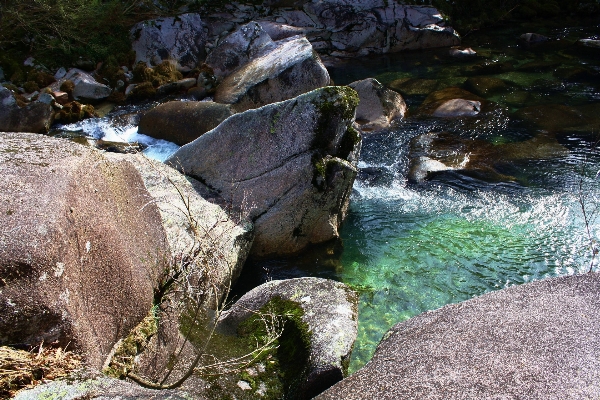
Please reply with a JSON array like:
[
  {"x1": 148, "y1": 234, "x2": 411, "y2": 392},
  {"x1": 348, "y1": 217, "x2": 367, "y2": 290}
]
[
  {"x1": 316, "y1": 273, "x2": 600, "y2": 399},
  {"x1": 348, "y1": 78, "x2": 407, "y2": 132},
  {"x1": 205, "y1": 21, "x2": 275, "y2": 79},
  {"x1": 167, "y1": 86, "x2": 361, "y2": 257},
  {"x1": 138, "y1": 101, "x2": 234, "y2": 146},
  {"x1": 264, "y1": 2, "x2": 460, "y2": 58},
  {"x1": 14, "y1": 373, "x2": 197, "y2": 400},
  {"x1": 213, "y1": 35, "x2": 331, "y2": 112},
  {"x1": 0, "y1": 86, "x2": 54, "y2": 133},
  {"x1": 130, "y1": 13, "x2": 207, "y2": 70},
  {"x1": 0, "y1": 133, "x2": 169, "y2": 369},
  {"x1": 105, "y1": 154, "x2": 254, "y2": 384},
  {"x1": 218, "y1": 277, "x2": 359, "y2": 399}
]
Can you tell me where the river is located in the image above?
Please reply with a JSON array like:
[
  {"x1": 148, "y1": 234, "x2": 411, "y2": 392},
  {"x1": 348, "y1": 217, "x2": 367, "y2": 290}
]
[{"x1": 52, "y1": 20, "x2": 600, "y2": 374}]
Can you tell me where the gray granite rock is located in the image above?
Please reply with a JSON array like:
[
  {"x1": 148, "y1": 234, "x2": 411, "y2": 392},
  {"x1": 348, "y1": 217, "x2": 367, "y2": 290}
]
[
  {"x1": 348, "y1": 78, "x2": 407, "y2": 131},
  {"x1": 213, "y1": 35, "x2": 330, "y2": 112},
  {"x1": 167, "y1": 86, "x2": 360, "y2": 257},
  {"x1": 130, "y1": 13, "x2": 207, "y2": 70},
  {"x1": 316, "y1": 272, "x2": 600, "y2": 399},
  {"x1": 218, "y1": 277, "x2": 358, "y2": 399}
]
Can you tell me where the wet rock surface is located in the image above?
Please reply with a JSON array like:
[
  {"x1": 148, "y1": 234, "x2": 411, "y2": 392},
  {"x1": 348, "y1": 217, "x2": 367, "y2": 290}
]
[{"x1": 316, "y1": 272, "x2": 600, "y2": 399}]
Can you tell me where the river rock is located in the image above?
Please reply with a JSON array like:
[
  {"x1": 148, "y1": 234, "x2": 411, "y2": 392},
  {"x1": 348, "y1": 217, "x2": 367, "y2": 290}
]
[
  {"x1": 348, "y1": 78, "x2": 407, "y2": 131},
  {"x1": 408, "y1": 131, "x2": 568, "y2": 183},
  {"x1": 0, "y1": 133, "x2": 169, "y2": 369},
  {"x1": 0, "y1": 86, "x2": 54, "y2": 133},
  {"x1": 205, "y1": 21, "x2": 275, "y2": 79},
  {"x1": 214, "y1": 36, "x2": 331, "y2": 112},
  {"x1": 515, "y1": 104, "x2": 588, "y2": 133},
  {"x1": 316, "y1": 272, "x2": 600, "y2": 399},
  {"x1": 464, "y1": 76, "x2": 508, "y2": 97},
  {"x1": 130, "y1": 13, "x2": 207, "y2": 70},
  {"x1": 258, "y1": 20, "x2": 312, "y2": 41},
  {"x1": 14, "y1": 373, "x2": 196, "y2": 400},
  {"x1": 138, "y1": 101, "x2": 234, "y2": 145},
  {"x1": 218, "y1": 277, "x2": 359, "y2": 399},
  {"x1": 266, "y1": 3, "x2": 459, "y2": 57},
  {"x1": 50, "y1": 68, "x2": 111, "y2": 101},
  {"x1": 579, "y1": 39, "x2": 600, "y2": 48},
  {"x1": 449, "y1": 47, "x2": 476, "y2": 58},
  {"x1": 167, "y1": 86, "x2": 360, "y2": 257},
  {"x1": 388, "y1": 78, "x2": 440, "y2": 96},
  {"x1": 417, "y1": 87, "x2": 485, "y2": 117}
]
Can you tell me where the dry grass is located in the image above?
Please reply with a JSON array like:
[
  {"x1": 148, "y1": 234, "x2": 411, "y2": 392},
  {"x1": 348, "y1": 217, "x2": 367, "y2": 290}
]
[{"x1": 0, "y1": 345, "x2": 82, "y2": 398}]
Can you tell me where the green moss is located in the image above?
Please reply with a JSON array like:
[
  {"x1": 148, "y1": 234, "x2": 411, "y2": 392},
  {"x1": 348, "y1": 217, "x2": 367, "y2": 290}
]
[
  {"x1": 23, "y1": 81, "x2": 40, "y2": 93},
  {"x1": 103, "y1": 308, "x2": 159, "y2": 378},
  {"x1": 312, "y1": 86, "x2": 359, "y2": 152},
  {"x1": 238, "y1": 296, "x2": 312, "y2": 398}
]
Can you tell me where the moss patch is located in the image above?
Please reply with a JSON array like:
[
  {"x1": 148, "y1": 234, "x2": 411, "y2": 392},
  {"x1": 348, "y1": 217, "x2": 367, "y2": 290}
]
[{"x1": 103, "y1": 309, "x2": 158, "y2": 379}]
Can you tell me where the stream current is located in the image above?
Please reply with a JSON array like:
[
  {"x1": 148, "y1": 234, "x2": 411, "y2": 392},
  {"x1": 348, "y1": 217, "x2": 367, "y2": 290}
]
[{"x1": 53, "y1": 21, "x2": 600, "y2": 373}]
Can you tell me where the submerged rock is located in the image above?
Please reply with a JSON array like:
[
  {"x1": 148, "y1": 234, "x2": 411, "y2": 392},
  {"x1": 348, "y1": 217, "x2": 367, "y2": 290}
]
[
  {"x1": 0, "y1": 86, "x2": 54, "y2": 133},
  {"x1": 388, "y1": 78, "x2": 441, "y2": 97},
  {"x1": 214, "y1": 35, "x2": 331, "y2": 112},
  {"x1": 316, "y1": 273, "x2": 600, "y2": 399},
  {"x1": 130, "y1": 13, "x2": 207, "y2": 70},
  {"x1": 0, "y1": 133, "x2": 168, "y2": 369},
  {"x1": 464, "y1": 76, "x2": 508, "y2": 97},
  {"x1": 167, "y1": 86, "x2": 360, "y2": 257},
  {"x1": 408, "y1": 131, "x2": 568, "y2": 183},
  {"x1": 348, "y1": 78, "x2": 407, "y2": 131},
  {"x1": 138, "y1": 101, "x2": 234, "y2": 145},
  {"x1": 218, "y1": 277, "x2": 358, "y2": 399},
  {"x1": 515, "y1": 104, "x2": 588, "y2": 133},
  {"x1": 449, "y1": 47, "x2": 476, "y2": 58},
  {"x1": 520, "y1": 32, "x2": 549, "y2": 43}
]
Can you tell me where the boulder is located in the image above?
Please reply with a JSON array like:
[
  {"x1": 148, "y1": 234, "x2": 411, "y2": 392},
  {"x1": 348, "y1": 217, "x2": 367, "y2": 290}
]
[
  {"x1": 407, "y1": 131, "x2": 568, "y2": 183},
  {"x1": 205, "y1": 21, "x2": 275, "y2": 79},
  {"x1": 104, "y1": 154, "x2": 254, "y2": 384},
  {"x1": 218, "y1": 277, "x2": 359, "y2": 399},
  {"x1": 449, "y1": 47, "x2": 476, "y2": 58},
  {"x1": 213, "y1": 36, "x2": 331, "y2": 112},
  {"x1": 14, "y1": 373, "x2": 196, "y2": 400},
  {"x1": 316, "y1": 273, "x2": 600, "y2": 399},
  {"x1": 113, "y1": 153, "x2": 254, "y2": 303},
  {"x1": 50, "y1": 68, "x2": 111, "y2": 101},
  {"x1": 167, "y1": 86, "x2": 361, "y2": 257},
  {"x1": 0, "y1": 133, "x2": 169, "y2": 369},
  {"x1": 138, "y1": 101, "x2": 234, "y2": 145},
  {"x1": 267, "y1": 3, "x2": 460, "y2": 57},
  {"x1": 417, "y1": 87, "x2": 486, "y2": 117},
  {"x1": 388, "y1": 78, "x2": 440, "y2": 96},
  {"x1": 432, "y1": 98, "x2": 481, "y2": 117},
  {"x1": 258, "y1": 20, "x2": 312, "y2": 41},
  {"x1": 130, "y1": 13, "x2": 207, "y2": 70},
  {"x1": 0, "y1": 87, "x2": 54, "y2": 133},
  {"x1": 348, "y1": 78, "x2": 407, "y2": 131}
]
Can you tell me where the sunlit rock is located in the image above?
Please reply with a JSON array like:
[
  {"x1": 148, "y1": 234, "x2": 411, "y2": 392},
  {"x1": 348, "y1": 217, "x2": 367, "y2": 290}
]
[
  {"x1": 218, "y1": 277, "x2": 359, "y2": 399},
  {"x1": 348, "y1": 78, "x2": 407, "y2": 131}
]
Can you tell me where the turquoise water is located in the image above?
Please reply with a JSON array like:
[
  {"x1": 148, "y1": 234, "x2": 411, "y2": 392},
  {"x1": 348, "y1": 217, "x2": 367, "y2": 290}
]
[{"x1": 235, "y1": 21, "x2": 600, "y2": 373}]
